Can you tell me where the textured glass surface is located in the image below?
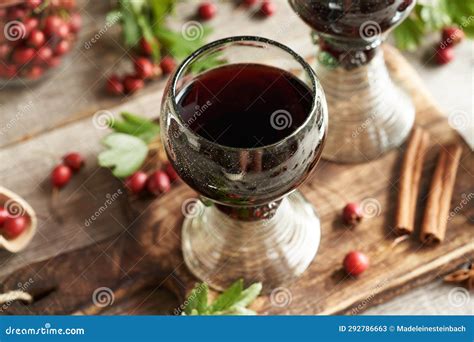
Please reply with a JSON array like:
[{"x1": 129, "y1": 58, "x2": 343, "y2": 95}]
[{"x1": 161, "y1": 37, "x2": 328, "y2": 291}]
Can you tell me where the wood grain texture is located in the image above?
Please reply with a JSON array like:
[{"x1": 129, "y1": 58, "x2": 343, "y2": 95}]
[
  {"x1": 0, "y1": 0, "x2": 472, "y2": 315},
  {"x1": 0, "y1": 0, "x2": 319, "y2": 148},
  {"x1": 1, "y1": 46, "x2": 471, "y2": 315},
  {"x1": 0, "y1": 0, "x2": 332, "y2": 286},
  {"x1": 122, "y1": 45, "x2": 474, "y2": 315}
]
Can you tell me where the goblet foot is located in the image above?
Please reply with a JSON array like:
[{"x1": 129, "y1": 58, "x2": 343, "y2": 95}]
[
  {"x1": 182, "y1": 191, "x2": 321, "y2": 292},
  {"x1": 318, "y1": 49, "x2": 415, "y2": 163}
]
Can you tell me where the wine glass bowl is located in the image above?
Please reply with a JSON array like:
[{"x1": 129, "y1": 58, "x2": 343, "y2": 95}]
[{"x1": 161, "y1": 36, "x2": 328, "y2": 290}]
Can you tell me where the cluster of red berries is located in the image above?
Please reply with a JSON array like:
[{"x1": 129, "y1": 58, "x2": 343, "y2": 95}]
[
  {"x1": 435, "y1": 26, "x2": 465, "y2": 65},
  {"x1": 341, "y1": 202, "x2": 369, "y2": 276},
  {"x1": 51, "y1": 152, "x2": 85, "y2": 189},
  {"x1": 124, "y1": 163, "x2": 179, "y2": 197},
  {"x1": 197, "y1": 0, "x2": 276, "y2": 20},
  {"x1": 0, "y1": 206, "x2": 29, "y2": 240},
  {"x1": 0, "y1": 0, "x2": 81, "y2": 82},
  {"x1": 106, "y1": 45, "x2": 176, "y2": 96}
]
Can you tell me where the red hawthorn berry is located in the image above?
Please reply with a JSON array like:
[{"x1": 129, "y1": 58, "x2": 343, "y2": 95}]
[{"x1": 343, "y1": 251, "x2": 369, "y2": 276}]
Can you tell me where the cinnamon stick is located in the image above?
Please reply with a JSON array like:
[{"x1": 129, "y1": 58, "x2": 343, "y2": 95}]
[
  {"x1": 395, "y1": 127, "x2": 430, "y2": 235},
  {"x1": 420, "y1": 143, "x2": 462, "y2": 245}
]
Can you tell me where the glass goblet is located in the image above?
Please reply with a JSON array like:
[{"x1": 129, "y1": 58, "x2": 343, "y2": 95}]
[
  {"x1": 161, "y1": 36, "x2": 328, "y2": 291},
  {"x1": 289, "y1": 0, "x2": 416, "y2": 162}
]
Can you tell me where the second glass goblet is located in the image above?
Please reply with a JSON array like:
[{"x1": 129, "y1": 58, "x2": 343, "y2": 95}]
[
  {"x1": 161, "y1": 36, "x2": 328, "y2": 291},
  {"x1": 289, "y1": 0, "x2": 416, "y2": 162}
]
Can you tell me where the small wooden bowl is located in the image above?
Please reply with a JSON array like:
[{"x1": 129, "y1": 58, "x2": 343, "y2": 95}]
[{"x1": 0, "y1": 186, "x2": 37, "y2": 253}]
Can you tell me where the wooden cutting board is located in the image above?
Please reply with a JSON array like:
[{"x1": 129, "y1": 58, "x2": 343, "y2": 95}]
[{"x1": 1, "y1": 45, "x2": 472, "y2": 315}]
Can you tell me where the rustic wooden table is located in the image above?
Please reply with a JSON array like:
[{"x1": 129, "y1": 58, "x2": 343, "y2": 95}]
[{"x1": 0, "y1": 0, "x2": 472, "y2": 315}]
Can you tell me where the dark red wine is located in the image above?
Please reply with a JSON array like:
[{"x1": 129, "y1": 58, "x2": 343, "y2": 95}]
[
  {"x1": 176, "y1": 63, "x2": 313, "y2": 149},
  {"x1": 289, "y1": 0, "x2": 414, "y2": 69},
  {"x1": 289, "y1": 0, "x2": 414, "y2": 39}
]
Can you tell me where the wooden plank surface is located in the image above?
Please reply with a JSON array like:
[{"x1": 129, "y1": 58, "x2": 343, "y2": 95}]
[
  {"x1": 1, "y1": 45, "x2": 472, "y2": 315},
  {"x1": 0, "y1": 0, "x2": 472, "y2": 315},
  {"x1": 0, "y1": 0, "x2": 327, "y2": 282}
]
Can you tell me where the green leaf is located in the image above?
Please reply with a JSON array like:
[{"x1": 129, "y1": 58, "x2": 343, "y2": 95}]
[
  {"x1": 149, "y1": 0, "x2": 176, "y2": 26},
  {"x1": 106, "y1": 10, "x2": 122, "y2": 25},
  {"x1": 183, "y1": 283, "x2": 209, "y2": 315},
  {"x1": 98, "y1": 133, "x2": 148, "y2": 178},
  {"x1": 209, "y1": 279, "x2": 244, "y2": 313},
  {"x1": 393, "y1": 16, "x2": 425, "y2": 51},
  {"x1": 181, "y1": 280, "x2": 261, "y2": 316},
  {"x1": 230, "y1": 282, "x2": 262, "y2": 309},
  {"x1": 419, "y1": 4, "x2": 450, "y2": 31},
  {"x1": 109, "y1": 112, "x2": 160, "y2": 143},
  {"x1": 137, "y1": 15, "x2": 161, "y2": 61},
  {"x1": 392, "y1": 0, "x2": 474, "y2": 50},
  {"x1": 190, "y1": 52, "x2": 227, "y2": 74},
  {"x1": 156, "y1": 26, "x2": 212, "y2": 61},
  {"x1": 224, "y1": 307, "x2": 257, "y2": 315},
  {"x1": 129, "y1": 0, "x2": 146, "y2": 13},
  {"x1": 120, "y1": 2, "x2": 141, "y2": 47}
]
